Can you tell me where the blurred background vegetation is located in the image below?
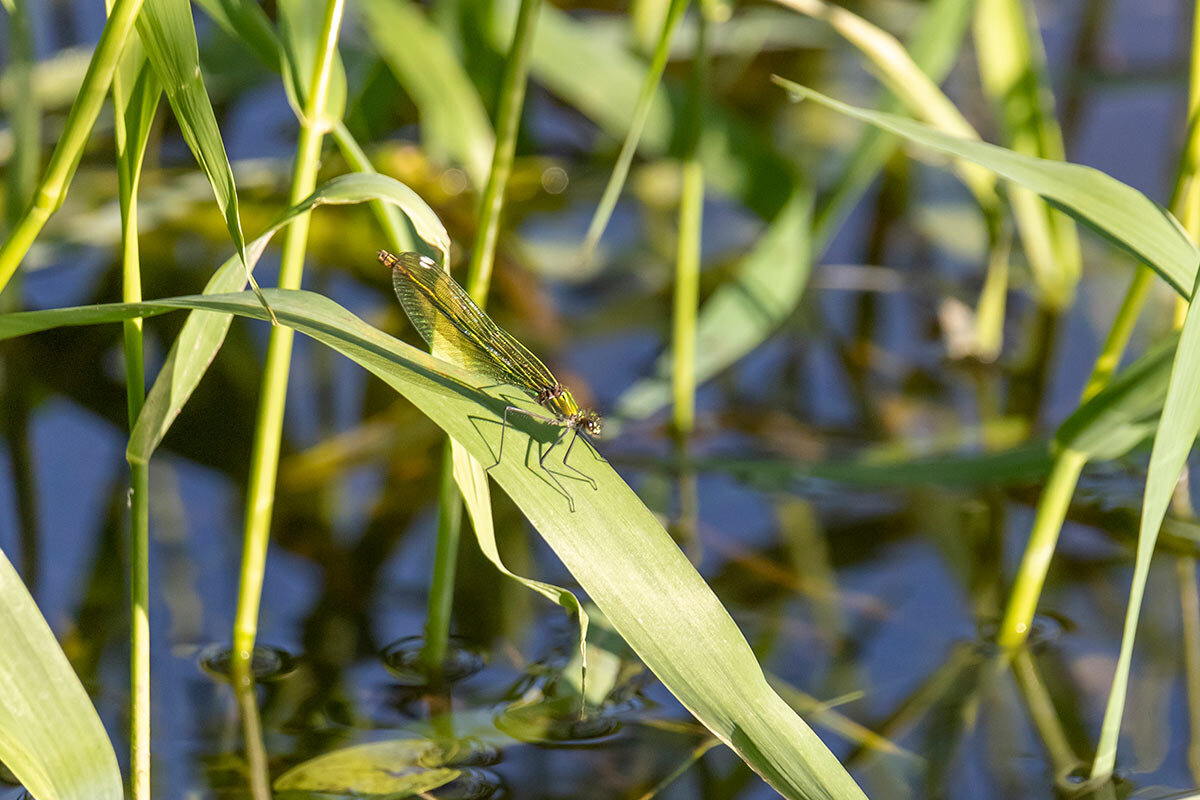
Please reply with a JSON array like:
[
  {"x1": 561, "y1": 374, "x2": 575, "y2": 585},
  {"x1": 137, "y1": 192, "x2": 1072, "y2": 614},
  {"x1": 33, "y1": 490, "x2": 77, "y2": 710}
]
[{"x1": 4, "y1": 1, "x2": 1200, "y2": 798}]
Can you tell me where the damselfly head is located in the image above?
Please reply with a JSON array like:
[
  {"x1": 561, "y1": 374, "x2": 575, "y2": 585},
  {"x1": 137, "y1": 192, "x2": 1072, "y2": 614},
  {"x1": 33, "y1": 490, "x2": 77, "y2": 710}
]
[
  {"x1": 576, "y1": 410, "x2": 603, "y2": 437},
  {"x1": 377, "y1": 249, "x2": 398, "y2": 268}
]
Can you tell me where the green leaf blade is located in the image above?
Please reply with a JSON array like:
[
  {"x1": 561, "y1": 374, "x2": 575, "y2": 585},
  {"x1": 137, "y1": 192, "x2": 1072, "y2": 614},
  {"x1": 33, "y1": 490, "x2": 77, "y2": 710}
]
[
  {"x1": 0, "y1": 551, "x2": 122, "y2": 800},
  {"x1": 0, "y1": 289, "x2": 867, "y2": 799},
  {"x1": 776, "y1": 79, "x2": 1199, "y2": 296}
]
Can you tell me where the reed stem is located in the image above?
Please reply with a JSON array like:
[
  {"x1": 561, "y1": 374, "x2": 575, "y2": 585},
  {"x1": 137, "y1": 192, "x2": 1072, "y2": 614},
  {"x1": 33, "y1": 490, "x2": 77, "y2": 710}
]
[
  {"x1": 0, "y1": 0, "x2": 146, "y2": 293},
  {"x1": 233, "y1": 0, "x2": 346, "y2": 659}
]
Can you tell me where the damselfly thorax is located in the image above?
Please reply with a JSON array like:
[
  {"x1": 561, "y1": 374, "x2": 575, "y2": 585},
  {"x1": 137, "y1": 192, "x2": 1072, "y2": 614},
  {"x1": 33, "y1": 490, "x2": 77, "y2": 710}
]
[{"x1": 379, "y1": 250, "x2": 604, "y2": 509}]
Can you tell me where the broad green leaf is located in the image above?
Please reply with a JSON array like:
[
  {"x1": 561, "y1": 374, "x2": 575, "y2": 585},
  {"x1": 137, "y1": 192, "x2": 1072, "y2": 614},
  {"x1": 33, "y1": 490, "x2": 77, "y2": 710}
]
[
  {"x1": 974, "y1": 0, "x2": 1080, "y2": 307},
  {"x1": 273, "y1": 738, "x2": 458, "y2": 795},
  {"x1": 581, "y1": 0, "x2": 687, "y2": 253},
  {"x1": 128, "y1": 172, "x2": 446, "y2": 463},
  {"x1": 361, "y1": 0, "x2": 495, "y2": 187},
  {"x1": 615, "y1": 184, "x2": 812, "y2": 423},
  {"x1": 135, "y1": 0, "x2": 263, "y2": 304},
  {"x1": 0, "y1": 549, "x2": 122, "y2": 800},
  {"x1": 0, "y1": 290, "x2": 867, "y2": 800},
  {"x1": 776, "y1": 79, "x2": 1200, "y2": 297},
  {"x1": 1092, "y1": 272, "x2": 1200, "y2": 778}
]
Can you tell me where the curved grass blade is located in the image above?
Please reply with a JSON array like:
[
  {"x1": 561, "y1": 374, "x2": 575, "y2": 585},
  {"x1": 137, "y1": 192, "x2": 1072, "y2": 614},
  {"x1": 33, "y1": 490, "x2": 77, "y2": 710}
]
[
  {"x1": 0, "y1": 0, "x2": 146, "y2": 294},
  {"x1": 1091, "y1": 275, "x2": 1200, "y2": 779},
  {"x1": 0, "y1": 289, "x2": 868, "y2": 800},
  {"x1": 581, "y1": 0, "x2": 687, "y2": 255},
  {"x1": 127, "y1": 172, "x2": 446, "y2": 464},
  {"x1": 135, "y1": 0, "x2": 270, "y2": 316},
  {"x1": 974, "y1": 0, "x2": 1081, "y2": 308},
  {"x1": 775, "y1": 79, "x2": 1199, "y2": 297},
  {"x1": 774, "y1": 0, "x2": 999, "y2": 217},
  {"x1": 451, "y1": 448, "x2": 590, "y2": 698},
  {"x1": 278, "y1": 0, "x2": 347, "y2": 125},
  {"x1": 813, "y1": 0, "x2": 973, "y2": 247},
  {"x1": 0, "y1": 549, "x2": 122, "y2": 800},
  {"x1": 617, "y1": 0, "x2": 971, "y2": 423},
  {"x1": 523, "y1": 2, "x2": 793, "y2": 220}
]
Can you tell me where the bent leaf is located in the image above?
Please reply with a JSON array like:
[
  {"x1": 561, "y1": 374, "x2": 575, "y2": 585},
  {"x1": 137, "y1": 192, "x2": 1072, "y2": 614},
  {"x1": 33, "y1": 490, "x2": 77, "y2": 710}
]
[
  {"x1": 0, "y1": 289, "x2": 867, "y2": 800},
  {"x1": 274, "y1": 738, "x2": 458, "y2": 796},
  {"x1": 128, "y1": 172, "x2": 446, "y2": 464},
  {"x1": 776, "y1": 79, "x2": 1199, "y2": 297},
  {"x1": 0, "y1": 550, "x2": 122, "y2": 800}
]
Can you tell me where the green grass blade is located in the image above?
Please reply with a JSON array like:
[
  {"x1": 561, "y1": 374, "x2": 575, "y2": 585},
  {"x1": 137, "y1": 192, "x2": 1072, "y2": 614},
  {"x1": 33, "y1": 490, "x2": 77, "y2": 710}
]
[
  {"x1": 671, "y1": 4, "x2": 707, "y2": 435},
  {"x1": 974, "y1": 0, "x2": 1081, "y2": 308},
  {"x1": 1053, "y1": 333, "x2": 1178, "y2": 461},
  {"x1": 233, "y1": 0, "x2": 346, "y2": 659},
  {"x1": 813, "y1": 0, "x2": 972, "y2": 247},
  {"x1": 524, "y1": 3, "x2": 793, "y2": 220},
  {"x1": 192, "y1": 0, "x2": 421, "y2": 256},
  {"x1": 4, "y1": 0, "x2": 39, "y2": 227},
  {"x1": 0, "y1": 289, "x2": 868, "y2": 800},
  {"x1": 465, "y1": 0, "x2": 541, "y2": 303},
  {"x1": 108, "y1": 17, "x2": 161, "y2": 799},
  {"x1": 775, "y1": 0, "x2": 998, "y2": 214},
  {"x1": 361, "y1": 0, "x2": 495, "y2": 187},
  {"x1": 128, "y1": 172, "x2": 446, "y2": 464},
  {"x1": 775, "y1": 79, "x2": 1200, "y2": 298},
  {"x1": 193, "y1": 0, "x2": 281, "y2": 70},
  {"x1": 134, "y1": 0, "x2": 268, "y2": 311},
  {"x1": 279, "y1": 0, "x2": 348, "y2": 124},
  {"x1": 0, "y1": 0, "x2": 146, "y2": 294},
  {"x1": 615, "y1": 185, "x2": 811, "y2": 424},
  {"x1": 0, "y1": 549, "x2": 122, "y2": 800},
  {"x1": 582, "y1": 0, "x2": 687, "y2": 255},
  {"x1": 1091, "y1": 279, "x2": 1200, "y2": 779},
  {"x1": 451, "y1": 445, "x2": 590, "y2": 692}
]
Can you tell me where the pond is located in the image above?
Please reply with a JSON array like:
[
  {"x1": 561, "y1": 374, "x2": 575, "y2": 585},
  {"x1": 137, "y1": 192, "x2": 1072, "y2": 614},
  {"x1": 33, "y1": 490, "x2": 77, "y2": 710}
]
[{"x1": 1, "y1": 1, "x2": 1197, "y2": 798}]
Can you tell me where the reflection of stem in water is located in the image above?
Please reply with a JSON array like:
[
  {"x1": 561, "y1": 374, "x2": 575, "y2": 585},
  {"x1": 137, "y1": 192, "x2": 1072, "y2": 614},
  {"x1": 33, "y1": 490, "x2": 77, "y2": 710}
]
[
  {"x1": 1010, "y1": 648, "x2": 1083, "y2": 781},
  {"x1": 232, "y1": 658, "x2": 271, "y2": 800},
  {"x1": 0, "y1": 345, "x2": 37, "y2": 588},
  {"x1": 1179, "y1": 555, "x2": 1200, "y2": 783},
  {"x1": 671, "y1": 437, "x2": 700, "y2": 564},
  {"x1": 844, "y1": 641, "x2": 979, "y2": 767},
  {"x1": 1174, "y1": 466, "x2": 1200, "y2": 783},
  {"x1": 423, "y1": 444, "x2": 462, "y2": 672},
  {"x1": 634, "y1": 737, "x2": 720, "y2": 800}
]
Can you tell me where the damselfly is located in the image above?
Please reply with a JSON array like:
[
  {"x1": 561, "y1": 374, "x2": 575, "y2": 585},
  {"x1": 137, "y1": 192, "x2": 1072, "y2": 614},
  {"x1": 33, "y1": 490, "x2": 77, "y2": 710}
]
[{"x1": 379, "y1": 250, "x2": 602, "y2": 505}]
